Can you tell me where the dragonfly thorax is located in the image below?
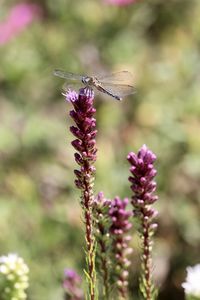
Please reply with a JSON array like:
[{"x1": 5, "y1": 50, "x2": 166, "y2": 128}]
[{"x1": 82, "y1": 76, "x2": 93, "y2": 86}]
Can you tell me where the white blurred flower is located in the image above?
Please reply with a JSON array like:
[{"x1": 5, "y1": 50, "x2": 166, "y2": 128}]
[
  {"x1": 0, "y1": 253, "x2": 29, "y2": 300},
  {"x1": 182, "y1": 264, "x2": 200, "y2": 298}
]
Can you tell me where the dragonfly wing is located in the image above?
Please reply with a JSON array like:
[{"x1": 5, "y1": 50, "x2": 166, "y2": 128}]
[
  {"x1": 99, "y1": 83, "x2": 136, "y2": 99},
  {"x1": 54, "y1": 69, "x2": 83, "y2": 81},
  {"x1": 98, "y1": 71, "x2": 134, "y2": 85},
  {"x1": 62, "y1": 81, "x2": 82, "y2": 92}
]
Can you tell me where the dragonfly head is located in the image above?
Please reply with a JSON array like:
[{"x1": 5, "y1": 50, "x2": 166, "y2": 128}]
[{"x1": 82, "y1": 76, "x2": 93, "y2": 86}]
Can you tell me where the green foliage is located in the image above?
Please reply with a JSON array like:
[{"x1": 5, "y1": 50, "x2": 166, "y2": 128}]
[{"x1": 185, "y1": 297, "x2": 200, "y2": 300}]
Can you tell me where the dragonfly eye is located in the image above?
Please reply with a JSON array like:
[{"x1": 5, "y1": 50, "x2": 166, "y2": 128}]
[{"x1": 82, "y1": 77, "x2": 92, "y2": 85}]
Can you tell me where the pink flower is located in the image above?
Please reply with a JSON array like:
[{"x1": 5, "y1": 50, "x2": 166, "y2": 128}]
[
  {"x1": 0, "y1": 2, "x2": 41, "y2": 45},
  {"x1": 63, "y1": 269, "x2": 84, "y2": 300},
  {"x1": 104, "y1": 0, "x2": 137, "y2": 6}
]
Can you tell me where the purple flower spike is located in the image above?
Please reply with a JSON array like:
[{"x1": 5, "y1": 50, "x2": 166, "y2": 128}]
[
  {"x1": 127, "y1": 145, "x2": 158, "y2": 300},
  {"x1": 109, "y1": 197, "x2": 133, "y2": 299},
  {"x1": 68, "y1": 88, "x2": 97, "y2": 193},
  {"x1": 65, "y1": 88, "x2": 97, "y2": 300},
  {"x1": 63, "y1": 269, "x2": 84, "y2": 300},
  {"x1": 127, "y1": 145, "x2": 158, "y2": 210},
  {"x1": 63, "y1": 89, "x2": 78, "y2": 102},
  {"x1": 64, "y1": 269, "x2": 81, "y2": 283}
]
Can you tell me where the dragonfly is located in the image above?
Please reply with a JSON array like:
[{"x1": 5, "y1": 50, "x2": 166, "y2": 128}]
[{"x1": 53, "y1": 69, "x2": 135, "y2": 101}]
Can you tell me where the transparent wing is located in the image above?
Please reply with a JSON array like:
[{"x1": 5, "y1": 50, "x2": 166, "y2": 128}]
[
  {"x1": 53, "y1": 69, "x2": 83, "y2": 81},
  {"x1": 62, "y1": 81, "x2": 83, "y2": 92},
  {"x1": 97, "y1": 71, "x2": 134, "y2": 85},
  {"x1": 99, "y1": 83, "x2": 136, "y2": 98}
]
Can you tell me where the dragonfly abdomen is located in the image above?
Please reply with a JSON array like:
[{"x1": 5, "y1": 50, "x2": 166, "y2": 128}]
[{"x1": 95, "y1": 83, "x2": 121, "y2": 101}]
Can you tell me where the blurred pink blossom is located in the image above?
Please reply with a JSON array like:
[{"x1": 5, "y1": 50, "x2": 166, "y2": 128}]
[
  {"x1": 0, "y1": 2, "x2": 41, "y2": 45},
  {"x1": 105, "y1": 0, "x2": 137, "y2": 6}
]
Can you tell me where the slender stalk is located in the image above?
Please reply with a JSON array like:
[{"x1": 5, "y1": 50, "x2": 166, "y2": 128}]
[
  {"x1": 82, "y1": 178, "x2": 96, "y2": 300},
  {"x1": 140, "y1": 209, "x2": 155, "y2": 300}
]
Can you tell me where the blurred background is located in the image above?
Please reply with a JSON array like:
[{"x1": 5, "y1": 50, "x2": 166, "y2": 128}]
[{"x1": 0, "y1": 0, "x2": 200, "y2": 299}]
